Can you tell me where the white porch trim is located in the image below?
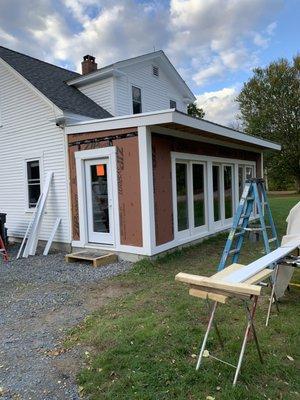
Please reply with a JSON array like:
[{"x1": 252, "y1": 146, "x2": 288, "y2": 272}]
[
  {"x1": 65, "y1": 109, "x2": 281, "y2": 151},
  {"x1": 138, "y1": 126, "x2": 156, "y2": 255}
]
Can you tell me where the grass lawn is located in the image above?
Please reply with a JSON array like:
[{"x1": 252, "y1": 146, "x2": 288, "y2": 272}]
[{"x1": 67, "y1": 195, "x2": 300, "y2": 400}]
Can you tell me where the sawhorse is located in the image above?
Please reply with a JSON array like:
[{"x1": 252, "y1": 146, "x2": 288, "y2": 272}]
[{"x1": 176, "y1": 263, "x2": 273, "y2": 386}]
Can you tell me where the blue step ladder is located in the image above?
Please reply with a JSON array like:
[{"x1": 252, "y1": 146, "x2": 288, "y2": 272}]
[{"x1": 218, "y1": 178, "x2": 279, "y2": 271}]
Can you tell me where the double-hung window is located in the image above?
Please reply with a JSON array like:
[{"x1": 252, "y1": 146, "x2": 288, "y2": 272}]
[
  {"x1": 26, "y1": 160, "x2": 41, "y2": 208},
  {"x1": 132, "y1": 86, "x2": 142, "y2": 114}
]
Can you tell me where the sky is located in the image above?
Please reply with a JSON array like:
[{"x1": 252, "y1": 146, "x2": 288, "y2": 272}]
[{"x1": 0, "y1": 0, "x2": 299, "y2": 126}]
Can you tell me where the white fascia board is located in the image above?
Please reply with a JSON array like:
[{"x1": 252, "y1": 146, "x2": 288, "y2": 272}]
[
  {"x1": 67, "y1": 68, "x2": 125, "y2": 87},
  {"x1": 65, "y1": 109, "x2": 281, "y2": 151},
  {"x1": 172, "y1": 112, "x2": 281, "y2": 151},
  {"x1": 65, "y1": 109, "x2": 174, "y2": 133}
]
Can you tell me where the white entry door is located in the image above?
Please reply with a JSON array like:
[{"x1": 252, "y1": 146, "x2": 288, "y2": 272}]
[{"x1": 85, "y1": 158, "x2": 114, "y2": 244}]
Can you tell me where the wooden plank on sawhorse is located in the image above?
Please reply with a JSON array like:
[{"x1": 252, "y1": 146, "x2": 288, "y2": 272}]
[
  {"x1": 65, "y1": 251, "x2": 117, "y2": 267},
  {"x1": 187, "y1": 263, "x2": 272, "y2": 303},
  {"x1": 175, "y1": 263, "x2": 273, "y2": 386}
]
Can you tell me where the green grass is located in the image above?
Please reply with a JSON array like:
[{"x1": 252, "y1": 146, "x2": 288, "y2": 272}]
[{"x1": 67, "y1": 195, "x2": 300, "y2": 400}]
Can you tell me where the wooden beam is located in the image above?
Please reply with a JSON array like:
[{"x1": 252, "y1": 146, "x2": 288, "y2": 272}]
[
  {"x1": 175, "y1": 272, "x2": 261, "y2": 296},
  {"x1": 189, "y1": 287, "x2": 228, "y2": 303}
]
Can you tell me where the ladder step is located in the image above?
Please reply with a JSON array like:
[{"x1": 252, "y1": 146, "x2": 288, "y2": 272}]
[
  {"x1": 244, "y1": 227, "x2": 263, "y2": 231},
  {"x1": 268, "y1": 238, "x2": 277, "y2": 243},
  {"x1": 234, "y1": 231, "x2": 245, "y2": 237},
  {"x1": 228, "y1": 248, "x2": 239, "y2": 255},
  {"x1": 240, "y1": 214, "x2": 251, "y2": 219}
]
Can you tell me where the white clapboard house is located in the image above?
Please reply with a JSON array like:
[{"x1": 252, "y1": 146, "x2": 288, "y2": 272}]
[{"x1": 0, "y1": 46, "x2": 280, "y2": 260}]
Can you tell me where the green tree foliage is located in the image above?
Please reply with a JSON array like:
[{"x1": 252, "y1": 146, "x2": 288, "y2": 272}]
[
  {"x1": 236, "y1": 56, "x2": 300, "y2": 192},
  {"x1": 187, "y1": 103, "x2": 205, "y2": 119}
]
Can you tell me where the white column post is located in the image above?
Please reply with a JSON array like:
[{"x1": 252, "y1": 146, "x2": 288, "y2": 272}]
[{"x1": 138, "y1": 126, "x2": 156, "y2": 255}]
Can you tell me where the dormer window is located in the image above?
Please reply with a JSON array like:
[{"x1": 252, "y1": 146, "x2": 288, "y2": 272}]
[
  {"x1": 152, "y1": 65, "x2": 159, "y2": 77},
  {"x1": 132, "y1": 86, "x2": 142, "y2": 114}
]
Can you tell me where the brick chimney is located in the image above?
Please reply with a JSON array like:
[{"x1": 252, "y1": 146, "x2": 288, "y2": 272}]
[{"x1": 81, "y1": 55, "x2": 97, "y2": 75}]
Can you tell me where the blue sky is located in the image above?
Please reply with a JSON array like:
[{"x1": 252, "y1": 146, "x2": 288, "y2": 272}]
[{"x1": 0, "y1": 0, "x2": 299, "y2": 125}]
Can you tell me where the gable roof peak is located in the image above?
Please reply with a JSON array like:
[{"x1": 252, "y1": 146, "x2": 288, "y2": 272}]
[{"x1": 0, "y1": 45, "x2": 111, "y2": 119}]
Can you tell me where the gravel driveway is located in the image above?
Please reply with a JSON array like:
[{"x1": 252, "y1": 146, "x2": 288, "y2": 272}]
[{"x1": 0, "y1": 245, "x2": 132, "y2": 399}]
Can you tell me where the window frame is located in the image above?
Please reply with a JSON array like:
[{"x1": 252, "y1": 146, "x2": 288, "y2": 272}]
[
  {"x1": 131, "y1": 85, "x2": 142, "y2": 114},
  {"x1": 173, "y1": 159, "x2": 208, "y2": 240},
  {"x1": 172, "y1": 152, "x2": 256, "y2": 242},
  {"x1": 24, "y1": 154, "x2": 43, "y2": 212}
]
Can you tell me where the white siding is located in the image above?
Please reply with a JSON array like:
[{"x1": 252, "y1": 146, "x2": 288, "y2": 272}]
[
  {"x1": 0, "y1": 62, "x2": 71, "y2": 244},
  {"x1": 115, "y1": 61, "x2": 187, "y2": 116},
  {"x1": 78, "y1": 77, "x2": 114, "y2": 115}
]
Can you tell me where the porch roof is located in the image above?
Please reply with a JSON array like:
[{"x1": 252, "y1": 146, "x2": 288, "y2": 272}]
[{"x1": 64, "y1": 109, "x2": 281, "y2": 151}]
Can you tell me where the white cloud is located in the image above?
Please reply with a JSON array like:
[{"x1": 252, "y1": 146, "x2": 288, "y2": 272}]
[
  {"x1": 0, "y1": 28, "x2": 18, "y2": 46},
  {"x1": 266, "y1": 21, "x2": 277, "y2": 35},
  {"x1": 196, "y1": 86, "x2": 240, "y2": 126},
  {"x1": 168, "y1": 0, "x2": 282, "y2": 85},
  {"x1": 0, "y1": 0, "x2": 282, "y2": 83},
  {"x1": 193, "y1": 58, "x2": 224, "y2": 86}
]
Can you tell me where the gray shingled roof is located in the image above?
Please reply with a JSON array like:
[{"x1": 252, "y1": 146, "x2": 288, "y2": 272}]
[{"x1": 0, "y1": 46, "x2": 112, "y2": 119}]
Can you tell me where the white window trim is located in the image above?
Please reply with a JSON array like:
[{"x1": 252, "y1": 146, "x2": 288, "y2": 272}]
[
  {"x1": 24, "y1": 152, "x2": 44, "y2": 213},
  {"x1": 170, "y1": 151, "x2": 256, "y2": 246}
]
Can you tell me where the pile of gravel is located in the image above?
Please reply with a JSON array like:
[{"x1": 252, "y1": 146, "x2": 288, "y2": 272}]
[{"x1": 0, "y1": 245, "x2": 133, "y2": 399}]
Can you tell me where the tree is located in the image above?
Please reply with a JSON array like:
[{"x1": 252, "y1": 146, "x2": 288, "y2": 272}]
[
  {"x1": 236, "y1": 56, "x2": 300, "y2": 192},
  {"x1": 187, "y1": 103, "x2": 205, "y2": 119}
]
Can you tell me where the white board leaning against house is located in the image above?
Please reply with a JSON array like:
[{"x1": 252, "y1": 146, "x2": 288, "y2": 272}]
[{"x1": 18, "y1": 172, "x2": 54, "y2": 258}]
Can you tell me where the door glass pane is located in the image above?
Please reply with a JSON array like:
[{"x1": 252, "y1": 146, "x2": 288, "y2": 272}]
[
  {"x1": 224, "y1": 165, "x2": 233, "y2": 219},
  {"x1": 213, "y1": 165, "x2": 221, "y2": 222},
  {"x1": 238, "y1": 166, "x2": 244, "y2": 198},
  {"x1": 90, "y1": 164, "x2": 109, "y2": 233},
  {"x1": 176, "y1": 163, "x2": 189, "y2": 231},
  {"x1": 193, "y1": 164, "x2": 205, "y2": 227}
]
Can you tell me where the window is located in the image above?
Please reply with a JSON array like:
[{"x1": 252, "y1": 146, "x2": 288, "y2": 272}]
[
  {"x1": 213, "y1": 165, "x2": 221, "y2": 222},
  {"x1": 27, "y1": 160, "x2": 41, "y2": 208},
  {"x1": 175, "y1": 160, "x2": 207, "y2": 236},
  {"x1": 193, "y1": 164, "x2": 205, "y2": 227},
  {"x1": 238, "y1": 166, "x2": 244, "y2": 198},
  {"x1": 176, "y1": 163, "x2": 189, "y2": 231},
  {"x1": 224, "y1": 165, "x2": 233, "y2": 219},
  {"x1": 132, "y1": 86, "x2": 142, "y2": 114},
  {"x1": 152, "y1": 65, "x2": 159, "y2": 77},
  {"x1": 238, "y1": 165, "x2": 255, "y2": 198},
  {"x1": 170, "y1": 100, "x2": 177, "y2": 109},
  {"x1": 245, "y1": 166, "x2": 254, "y2": 180},
  {"x1": 173, "y1": 155, "x2": 257, "y2": 241}
]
